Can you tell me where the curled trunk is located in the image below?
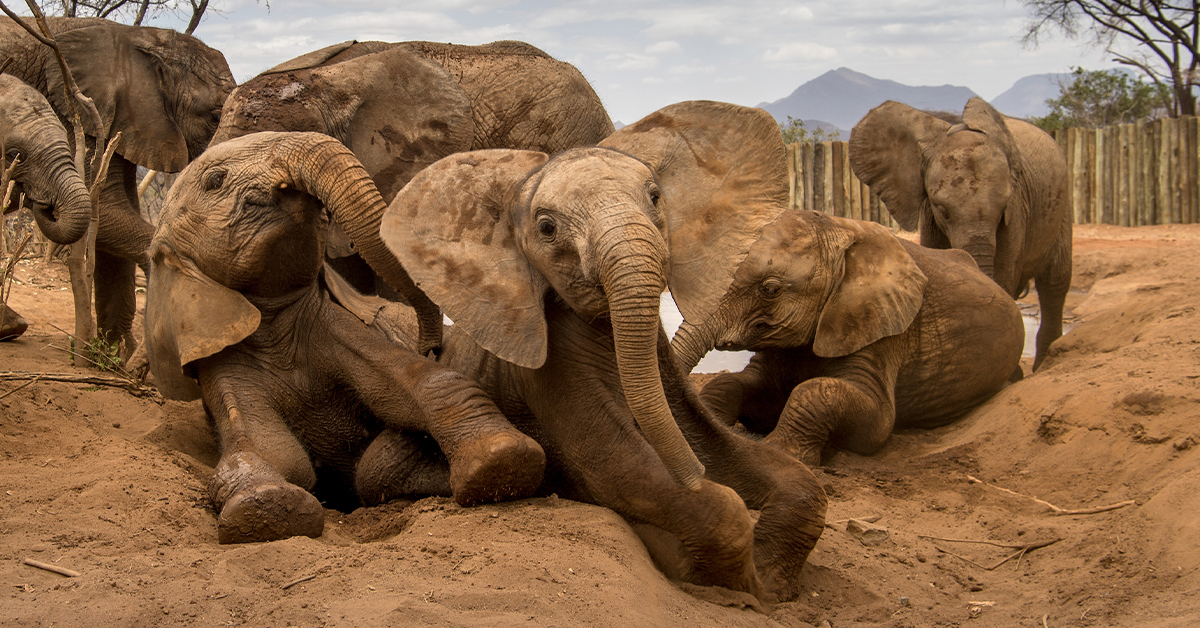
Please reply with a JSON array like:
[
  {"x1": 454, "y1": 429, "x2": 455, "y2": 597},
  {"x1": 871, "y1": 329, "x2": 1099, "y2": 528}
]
[
  {"x1": 671, "y1": 317, "x2": 716, "y2": 375},
  {"x1": 597, "y1": 216, "x2": 705, "y2": 491},
  {"x1": 28, "y1": 150, "x2": 92, "y2": 244},
  {"x1": 281, "y1": 134, "x2": 443, "y2": 356}
]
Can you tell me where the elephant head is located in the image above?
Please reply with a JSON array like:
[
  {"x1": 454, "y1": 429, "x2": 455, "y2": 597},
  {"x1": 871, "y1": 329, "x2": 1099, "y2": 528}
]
[
  {"x1": 0, "y1": 74, "x2": 91, "y2": 244},
  {"x1": 210, "y1": 43, "x2": 475, "y2": 202},
  {"x1": 145, "y1": 132, "x2": 426, "y2": 400},
  {"x1": 850, "y1": 97, "x2": 1024, "y2": 283},
  {"x1": 380, "y1": 100, "x2": 789, "y2": 491},
  {"x1": 673, "y1": 210, "x2": 928, "y2": 372}
]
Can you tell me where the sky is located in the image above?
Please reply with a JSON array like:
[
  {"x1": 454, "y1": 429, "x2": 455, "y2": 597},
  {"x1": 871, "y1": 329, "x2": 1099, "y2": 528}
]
[{"x1": 141, "y1": 0, "x2": 1121, "y2": 126}]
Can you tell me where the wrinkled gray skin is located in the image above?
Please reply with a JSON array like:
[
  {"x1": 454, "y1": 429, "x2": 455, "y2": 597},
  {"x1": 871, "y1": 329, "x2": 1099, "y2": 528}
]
[
  {"x1": 145, "y1": 132, "x2": 545, "y2": 544},
  {"x1": 210, "y1": 39, "x2": 615, "y2": 357},
  {"x1": 1, "y1": 73, "x2": 93, "y2": 342},
  {"x1": 673, "y1": 210, "x2": 1025, "y2": 468},
  {"x1": 381, "y1": 102, "x2": 827, "y2": 605},
  {"x1": 1, "y1": 16, "x2": 235, "y2": 360},
  {"x1": 0, "y1": 74, "x2": 91, "y2": 245},
  {"x1": 850, "y1": 97, "x2": 1071, "y2": 371}
]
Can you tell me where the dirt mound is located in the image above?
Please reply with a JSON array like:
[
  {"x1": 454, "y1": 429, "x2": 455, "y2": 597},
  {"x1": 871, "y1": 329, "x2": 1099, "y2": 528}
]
[{"x1": 2, "y1": 224, "x2": 1198, "y2": 627}]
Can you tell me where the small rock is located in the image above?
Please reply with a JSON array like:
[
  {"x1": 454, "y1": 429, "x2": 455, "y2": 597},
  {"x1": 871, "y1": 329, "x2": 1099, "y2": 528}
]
[
  {"x1": 111, "y1": 422, "x2": 121, "y2": 429},
  {"x1": 898, "y1": 596, "x2": 910, "y2": 607},
  {"x1": 846, "y1": 518, "x2": 889, "y2": 546}
]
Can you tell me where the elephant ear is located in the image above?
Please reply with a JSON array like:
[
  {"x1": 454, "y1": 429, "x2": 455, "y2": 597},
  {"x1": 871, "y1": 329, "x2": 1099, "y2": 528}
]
[
  {"x1": 145, "y1": 245, "x2": 261, "y2": 400},
  {"x1": 261, "y1": 40, "x2": 359, "y2": 74},
  {"x1": 317, "y1": 45, "x2": 476, "y2": 201},
  {"x1": 54, "y1": 24, "x2": 190, "y2": 172},
  {"x1": 814, "y1": 219, "x2": 927, "y2": 358},
  {"x1": 600, "y1": 100, "x2": 788, "y2": 325},
  {"x1": 961, "y1": 97, "x2": 1024, "y2": 225},
  {"x1": 381, "y1": 150, "x2": 551, "y2": 369},
  {"x1": 849, "y1": 100, "x2": 951, "y2": 231}
]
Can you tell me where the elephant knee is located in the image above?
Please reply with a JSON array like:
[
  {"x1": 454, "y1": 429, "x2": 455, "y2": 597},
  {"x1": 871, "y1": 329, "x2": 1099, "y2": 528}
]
[{"x1": 355, "y1": 430, "x2": 451, "y2": 506}]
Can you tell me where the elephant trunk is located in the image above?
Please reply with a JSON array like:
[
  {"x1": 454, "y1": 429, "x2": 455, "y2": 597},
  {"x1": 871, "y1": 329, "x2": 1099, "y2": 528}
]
[
  {"x1": 671, "y1": 316, "x2": 718, "y2": 375},
  {"x1": 27, "y1": 146, "x2": 92, "y2": 244},
  {"x1": 958, "y1": 236, "x2": 997, "y2": 282},
  {"x1": 280, "y1": 133, "x2": 443, "y2": 356},
  {"x1": 597, "y1": 214, "x2": 705, "y2": 492}
]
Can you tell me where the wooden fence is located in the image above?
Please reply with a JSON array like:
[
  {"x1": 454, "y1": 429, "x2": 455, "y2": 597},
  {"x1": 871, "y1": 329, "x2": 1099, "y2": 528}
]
[{"x1": 786, "y1": 115, "x2": 1200, "y2": 228}]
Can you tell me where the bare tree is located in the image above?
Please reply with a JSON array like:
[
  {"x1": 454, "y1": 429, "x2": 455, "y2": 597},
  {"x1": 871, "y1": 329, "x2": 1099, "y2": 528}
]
[
  {"x1": 1020, "y1": 0, "x2": 1199, "y2": 117},
  {"x1": 35, "y1": 0, "x2": 210, "y2": 33}
]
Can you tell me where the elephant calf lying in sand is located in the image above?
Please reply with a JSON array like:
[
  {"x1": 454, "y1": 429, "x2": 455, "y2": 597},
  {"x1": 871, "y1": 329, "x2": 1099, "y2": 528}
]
[
  {"x1": 672, "y1": 210, "x2": 1025, "y2": 467},
  {"x1": 145, "y1": 132, "x2": 545, "y2": 544},
  {"x1": 382, "y1": 101, "x2": 827, "y2": 605}
]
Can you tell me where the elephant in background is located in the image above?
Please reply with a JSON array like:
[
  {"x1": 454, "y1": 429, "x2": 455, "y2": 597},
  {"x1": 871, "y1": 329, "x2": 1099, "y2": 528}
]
[
  {"x1": 1, "y1": 73, "x2": 94, "y2": 341},
  {"x1": 145, "y1": 132, "x2": 545, "y2": 544},
  {"x1": 850, "y1": 97, "x2": 1071, "y2": 371},
  {"x1": 672, "y1": 210, "x2": 1025, "y2": 468},
  {"x1": 1, "y1": 16, "x2": 235, "y2": 359},
  {"x1": 210, "y1": 39, "x2": 614, "y2": 356},
  {"x1": 381, "y1": 101, "x2": 826, "y2": 604}
]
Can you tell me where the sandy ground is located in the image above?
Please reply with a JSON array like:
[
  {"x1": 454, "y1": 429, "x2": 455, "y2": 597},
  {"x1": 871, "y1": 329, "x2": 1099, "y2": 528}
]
[{"x1": 1, "y1": 223, "x2": 1198, "y2": 628}]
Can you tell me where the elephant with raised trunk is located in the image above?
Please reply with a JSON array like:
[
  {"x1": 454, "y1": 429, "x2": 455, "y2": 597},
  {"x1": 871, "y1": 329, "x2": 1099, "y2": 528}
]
[
  {"x1": 381, "y1": 101, "x2": 827, "y2": 605},
  {"x1": 672, "y1": 210, "x2": 1025, "y2": 468},
  {"x1": 850, "y1": 97, "x2": 1071, "y2": 371},
  {"x1": 1, "y1": 16, "x2": 235, "y2": 359},
  {"x1": 145, "y1": 132, "x2": 545, "y2": 544},
  {"x1": 1, "y1": 73, "x2": 93, "y2": 340},
  {"x1": 210, "y1": 39, "x2": 614, "y2": 356}
]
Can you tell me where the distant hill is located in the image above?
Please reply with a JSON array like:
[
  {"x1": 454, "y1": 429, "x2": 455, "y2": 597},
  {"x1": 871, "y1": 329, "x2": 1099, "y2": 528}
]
[
  {"x1": 990, "y1": 73, "x2": 1069, "y2": 118},
  {"x1": 758, "y1": 67, "x2": 980, "y2": 134}
]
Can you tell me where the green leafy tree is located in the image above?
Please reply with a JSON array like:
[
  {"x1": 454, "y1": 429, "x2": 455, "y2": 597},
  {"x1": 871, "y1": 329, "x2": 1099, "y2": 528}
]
[
  {"x1": 1031, "y1": 66, "x2": 1173, "y2": 131},
  {"x1": 779, "y1": 116, "x2": 840, "y2": 144}
]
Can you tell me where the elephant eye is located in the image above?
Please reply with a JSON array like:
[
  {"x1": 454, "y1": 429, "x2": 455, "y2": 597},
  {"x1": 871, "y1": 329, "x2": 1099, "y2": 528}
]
[
  {"x1": 203, "y1": 169, "x2": 226, "y2": 191},
  {"x1": 758, "y1": 279, "x2": 783, "y2": 299},
  {"x1": 648, "y1": 186, "x2": 661, "y2": 207},
  {"x1": 5, "y1": 148, "x2": 22, "y2": 165},
  {"x1": 536, "y1": 215, "x2": 557, "y2": 239}
]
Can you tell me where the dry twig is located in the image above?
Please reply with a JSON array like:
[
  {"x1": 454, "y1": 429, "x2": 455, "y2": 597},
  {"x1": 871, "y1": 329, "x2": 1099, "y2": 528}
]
[
  {"x1": 967, "y1": 475, "x2": 1136, "y2": 516},
  {"x1": 22, "y1": 558, "x2": 80, "y2": 577},
  {"x1": 919, "y1": 534, "x2": 1062, "y2": 571},
  {"x1": 0, "y1": 374, "x2": 39, "y2": 400},
  {"x1": 281, "y1": 573, "x2": 318, "y2": 590},
  {"x1": 0, "y1": 371, "x2": 156, "y2": 397}
]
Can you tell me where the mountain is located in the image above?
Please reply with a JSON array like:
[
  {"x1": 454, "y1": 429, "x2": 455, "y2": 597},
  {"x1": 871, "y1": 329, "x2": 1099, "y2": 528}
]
[
  {"x1": 758, "y1": 67, "x2": 979, "y2": 134},
  {"x1": 990, "y1": 73, "x2": 1069, "y2": 118}
]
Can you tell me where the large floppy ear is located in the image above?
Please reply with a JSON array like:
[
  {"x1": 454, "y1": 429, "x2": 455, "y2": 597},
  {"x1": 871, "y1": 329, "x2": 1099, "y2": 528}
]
[
  {"x1": 600, "y1": 100, "x2": 788, "y2": 324},
  {"x1": 261, "y1": 40, "x2": 359, "y2": 73},
  {"x1": 145, "y1": 245, "x2": 260, "y2": 400},
  {"x1": 814, "y1": 219, "x2": 927, "y2": 357},
  {"x1": 961, "y1": 97, "x2": 1024, "y2": 226},
  {"x1": 316, "y1": 45, "x2": 476, "y2": 202},
  {"x1": 54, "y1": 24, "x2": 190, "y2": 172},
  {"x1": 381, "y1": 150, "x2": 551, "y2": 369},
  {"x1": 849, "y1": 100, "x2": 951, "y2": 231}
]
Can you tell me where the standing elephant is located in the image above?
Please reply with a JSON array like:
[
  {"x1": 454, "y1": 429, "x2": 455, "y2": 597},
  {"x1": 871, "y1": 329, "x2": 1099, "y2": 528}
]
[
  {"x1": 381, "y1": 101, "x2": 827, "y2": 604},
  {"x1": 1, "y1": 16, "x2": 235, "y2": 359},
  {"x1": 671, "y1": 210, "x2": 1025, "y2": 468},
  {"x1": 144, "y1": 132, "x2": 545, "y2": 544},
  {"x1": 849, "y1": 97, "x2": 1071, "y2": 371},
  {"x1": 1, "y1": 73, "x2": 94, "y2": 340},
  {"x1": 210, "y1": 39, "x2": 614, "y2": 356}
]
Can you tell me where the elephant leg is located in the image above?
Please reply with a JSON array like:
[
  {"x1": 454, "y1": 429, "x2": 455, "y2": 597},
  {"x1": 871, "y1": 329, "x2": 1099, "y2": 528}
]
[
  {"x1": 1, "y1": 304, "x2": 29, "y2": 341},
  {"x1": 1032, "y1": 241, "x2": 1072, "y2": 371},
  {"x1": 700, "y1": 353, "x2": 795, "y2": 433},
  {"x1": 766, "y1": 374, "x2": 896, "y2": 468},
  {"x1": 663, "y1": 344, "x2": 827, "y2": 603},
  {"x1": 337, "y1": 323, "x2": 544, "y2": 507},
  {"x1": 94, "y1": 250, "x2": 137, "y2": 360},
  {"x1": 199, "y1": 367, "x2": 324, "y2": 544},
  {"x1": 355, "y1": 429, "x2": 452, "y2": 506}
]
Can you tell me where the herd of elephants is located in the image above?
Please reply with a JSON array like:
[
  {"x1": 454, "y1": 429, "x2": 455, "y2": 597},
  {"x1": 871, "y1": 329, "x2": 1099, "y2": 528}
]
[{"x1": 0, "y1": 17, "x2": 1076, "y2": 605}]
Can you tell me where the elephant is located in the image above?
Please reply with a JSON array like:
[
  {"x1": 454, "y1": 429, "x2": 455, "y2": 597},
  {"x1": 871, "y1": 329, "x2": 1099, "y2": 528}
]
[
  {"x1": 849, "y1": 97, "x2": 1072, "y2": 371},
  {"x1": 1, "y1": 16, "x2": 235, "y2": 360},
  {"x1": 1, "y1": 73, "x2": 94, "y2": 341},
  {"x1": 144, "y1": 131, "x2": 546, "y2": 544},
  {"x1": 380, "y1": 101, "x2": 828, "y2": 604},
  {"x1": 670, "y1": 210, "x2": 1025, "y2": 468},
  {"x1": 209, "y1": 39, "x2": 615, "y2": 357}
]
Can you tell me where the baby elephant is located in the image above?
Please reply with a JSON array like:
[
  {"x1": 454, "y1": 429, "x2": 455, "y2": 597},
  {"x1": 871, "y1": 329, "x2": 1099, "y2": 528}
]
[
  {"x1": 145, "y1": 131, "x2": 544, "y2": 543},
  {"x1": 673, "y1": 210, "x2": 1024, "y2": 467}
]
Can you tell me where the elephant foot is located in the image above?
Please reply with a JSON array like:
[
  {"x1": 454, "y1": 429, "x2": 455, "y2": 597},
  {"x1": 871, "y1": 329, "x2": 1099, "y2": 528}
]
[
  {"x1": 216, "y1": 482, "x2": 325, "y2": 544},
  {"x1": 1, "y1": 305, "x2": 28, "y2": 341},
  {"x1": 449, "y1": 432, "x2": 545, "y2": 507}
]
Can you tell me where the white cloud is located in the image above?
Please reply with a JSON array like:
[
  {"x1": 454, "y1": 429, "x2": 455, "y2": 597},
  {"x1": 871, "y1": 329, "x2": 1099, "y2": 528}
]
[
  {"x1": 762, "y1": 42, "x2": 838, "y2": 64},
  {"x1": 646, "y1": 40, "x2": 681, "y2": 54}
]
